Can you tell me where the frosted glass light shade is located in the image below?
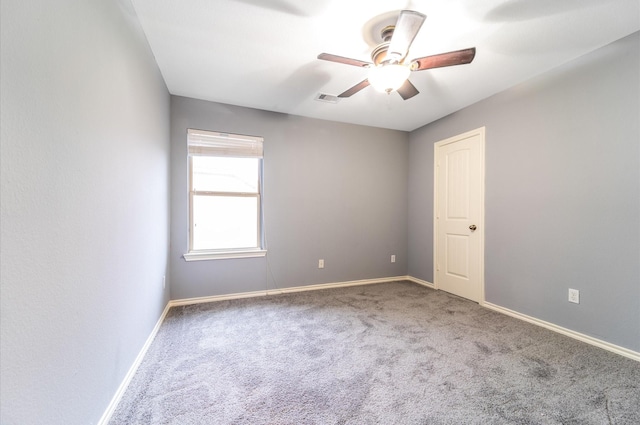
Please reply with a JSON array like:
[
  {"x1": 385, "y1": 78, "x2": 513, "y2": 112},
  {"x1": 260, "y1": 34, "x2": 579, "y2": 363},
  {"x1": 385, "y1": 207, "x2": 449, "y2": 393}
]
[{"x1": 368, "y1": 64, "x2": 410, "y2": 93}]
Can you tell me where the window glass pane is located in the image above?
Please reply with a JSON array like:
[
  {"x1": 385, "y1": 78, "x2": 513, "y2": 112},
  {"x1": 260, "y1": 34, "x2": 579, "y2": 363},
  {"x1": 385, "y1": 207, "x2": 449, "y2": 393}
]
[
  {"x1": 192, "y1": 156, "x2": 259, "y2": 193},
  {"x1": 193, "y1": 195, "x2": 258, "y2": 250}
]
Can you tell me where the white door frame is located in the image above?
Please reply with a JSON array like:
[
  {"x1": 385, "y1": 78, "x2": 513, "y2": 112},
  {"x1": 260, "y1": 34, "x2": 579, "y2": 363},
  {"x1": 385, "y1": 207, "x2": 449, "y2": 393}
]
[{"x1": 433, "y1": 127, "x2": 486, "y2": 304}]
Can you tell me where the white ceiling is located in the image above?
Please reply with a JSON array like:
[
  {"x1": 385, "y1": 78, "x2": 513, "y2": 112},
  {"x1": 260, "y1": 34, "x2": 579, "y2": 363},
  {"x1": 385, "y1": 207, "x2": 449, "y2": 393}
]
[{"x1": 132, "y1": 0, "x2": 639, "y2": 131}]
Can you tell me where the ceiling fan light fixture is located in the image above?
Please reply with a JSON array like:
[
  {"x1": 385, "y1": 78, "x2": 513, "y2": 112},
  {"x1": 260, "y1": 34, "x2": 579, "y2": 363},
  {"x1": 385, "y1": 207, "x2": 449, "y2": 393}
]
[
  {"x1": 368, "y1": 63, "x2": 410, "y2": 93},
  {"x1": 317, "y1": 10, "x2": 475, "y2": 100}
]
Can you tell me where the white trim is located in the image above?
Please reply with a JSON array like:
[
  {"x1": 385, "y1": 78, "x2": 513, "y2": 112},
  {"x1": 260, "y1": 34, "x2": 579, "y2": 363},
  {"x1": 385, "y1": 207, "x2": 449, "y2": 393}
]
[
  {"x1": 405, "y1": 276, "x2": 435, "y2": 289},
  {"x1": 98, "y1": 302, "x2": 172, "y2": 425},
  {"x1": 169, "y1": 276, "x2": 409, "y2": 307},
  {"x1": 433, "y1": 127, "x2": 486, "y2": 303},
  {"x1": 187, "y1": 128, "x2": 264, "y2": 157},
  {"x1": 183, "y1": 249, "x2": 267, "y2": 261},
  {"x1": 405, "y1": 274, "x2": 638, "y2": 362},
  {"x1": 271, "y1": 276, "x2": 408, "y2": 295},
  {"x1": 478, "y1": 127, "x2": 486, "y2": 305},
  {"x1": 483, "y1": 301, "x2": 640, "y2": 362},
  {"x1": 100, "y1": 275, "x2": 639, "y2": 423},
  {"x1": 170, "y1": 288, "x2": 270, "y2": 307}
]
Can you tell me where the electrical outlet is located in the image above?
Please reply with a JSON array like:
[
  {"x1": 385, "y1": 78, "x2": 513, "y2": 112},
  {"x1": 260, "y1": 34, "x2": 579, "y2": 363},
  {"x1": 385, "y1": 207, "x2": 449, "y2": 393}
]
[
  {"x1": 163, "y1": 275, "x2": 166, "y2": 289},
  {"x1": 318, "y1": 259, "x2": 324, "y2": 269},
  {"x1": 568, "y1": 288, "x2": 580, "y2": 304},
  {"x1": 391, "y1": 255, "x2": 396, "y2": 263}
]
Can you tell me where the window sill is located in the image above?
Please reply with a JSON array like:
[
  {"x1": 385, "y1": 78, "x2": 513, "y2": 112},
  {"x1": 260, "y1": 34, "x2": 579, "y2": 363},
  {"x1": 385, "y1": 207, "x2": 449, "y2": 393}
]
[{"x1": 183, "y1": 249, "x2": 267, "y2": 262}]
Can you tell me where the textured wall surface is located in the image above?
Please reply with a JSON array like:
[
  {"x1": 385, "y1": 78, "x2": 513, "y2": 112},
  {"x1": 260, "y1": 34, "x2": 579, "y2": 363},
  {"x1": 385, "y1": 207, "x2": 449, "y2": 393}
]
[
  {"x1": 2, "y1": 2, "x2": 637, "y2": 422},
  {"x1": 170, "y1": 96, "x2": 409, "y2": 299},
  {"x1": 0, "y1": 0, "x2": 171, "y2": 423},
  {"x1": 408, "y1": 33, "x2": 640, "y2": 351}
]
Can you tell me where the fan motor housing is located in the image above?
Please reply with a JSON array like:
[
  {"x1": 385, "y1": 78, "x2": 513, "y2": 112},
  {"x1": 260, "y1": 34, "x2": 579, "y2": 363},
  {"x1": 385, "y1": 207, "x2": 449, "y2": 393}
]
[
  {"x1": 371, "y1": 42, "x2": 390, "y2": 65},
  {"x1": 371, "y1": 25, "x2": 396, "y2": 65}
]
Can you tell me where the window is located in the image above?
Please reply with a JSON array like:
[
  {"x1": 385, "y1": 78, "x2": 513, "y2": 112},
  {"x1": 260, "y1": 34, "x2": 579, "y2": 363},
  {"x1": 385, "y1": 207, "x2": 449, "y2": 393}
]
[{"x1": 184, "y1": 129, "x2": 265, "y2": 261}]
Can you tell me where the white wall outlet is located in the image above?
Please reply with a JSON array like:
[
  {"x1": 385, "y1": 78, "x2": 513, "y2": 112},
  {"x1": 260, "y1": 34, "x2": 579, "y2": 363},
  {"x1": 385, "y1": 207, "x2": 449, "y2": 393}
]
[
  {"x1": 163, "y1": 275, "x2": 166, "y2": 289},
  {"x1": 568, "y1": 288, "x2": 580, "y2": 304},
  {"x1": 391, "y1": 255, "x2": 396, "y2": 263},
  {"x1": 318, "y1": 259, "x2": 324, "y2": 269}
]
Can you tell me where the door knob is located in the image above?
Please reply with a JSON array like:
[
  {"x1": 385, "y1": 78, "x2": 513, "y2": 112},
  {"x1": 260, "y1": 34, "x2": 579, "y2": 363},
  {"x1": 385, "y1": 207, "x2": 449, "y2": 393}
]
[{"x1": 469, "y1": 224, "x2": 477, "y2": 231}]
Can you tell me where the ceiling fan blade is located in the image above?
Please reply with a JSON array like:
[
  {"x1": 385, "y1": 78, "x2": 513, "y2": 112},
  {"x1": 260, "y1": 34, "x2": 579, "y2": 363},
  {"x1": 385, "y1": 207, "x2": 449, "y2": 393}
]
[
  {"x1": 387, "y1": 10, "x2": 426, "y2": 62},
  {"x1": 397, "y1": 79, "x2": 419, "y2": 100},
  {"x1": 411, "y1": 47, "x2": 476, "y2": 71},
  {"x1": 338, "y1": 79, "x2": 371, "y2": 98},
  {"x1": 317, "y1": 53, "x2": 371, "y2": 68}
]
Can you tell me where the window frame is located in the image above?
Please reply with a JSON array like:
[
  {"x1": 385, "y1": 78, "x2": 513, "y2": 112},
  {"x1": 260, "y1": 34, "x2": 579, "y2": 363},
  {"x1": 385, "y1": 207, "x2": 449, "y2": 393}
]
[{"x1": 183, "y1": 129, "x2": 266, "y2": 261}]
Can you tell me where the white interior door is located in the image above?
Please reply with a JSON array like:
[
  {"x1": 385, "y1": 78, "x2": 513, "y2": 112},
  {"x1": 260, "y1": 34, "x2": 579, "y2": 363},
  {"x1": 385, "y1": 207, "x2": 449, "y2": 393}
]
[{"x1": 434, "y1": 128, "x2": 485, "y2": 302}]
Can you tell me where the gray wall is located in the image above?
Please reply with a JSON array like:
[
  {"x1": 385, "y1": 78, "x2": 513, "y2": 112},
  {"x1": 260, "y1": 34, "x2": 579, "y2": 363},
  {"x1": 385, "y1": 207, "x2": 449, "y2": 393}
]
[
  {"x1": 1, "y1": 2, "x2": 636, "y2": 421},
  {"x1": 170, "y1": 96, "x2": 409, "y2": 299},
  {"x1": 408, "y1": 32, "x2": 640, "y2": 351},
  {"x1": 0, "y1": 1, "x2": 170, "y2": 424}
]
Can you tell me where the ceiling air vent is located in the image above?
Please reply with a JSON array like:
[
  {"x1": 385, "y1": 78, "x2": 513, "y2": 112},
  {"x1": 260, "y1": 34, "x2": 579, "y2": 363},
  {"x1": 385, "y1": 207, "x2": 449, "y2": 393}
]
[{"x1": 314, "y1": 93, "x2": 340, "y2": 104}]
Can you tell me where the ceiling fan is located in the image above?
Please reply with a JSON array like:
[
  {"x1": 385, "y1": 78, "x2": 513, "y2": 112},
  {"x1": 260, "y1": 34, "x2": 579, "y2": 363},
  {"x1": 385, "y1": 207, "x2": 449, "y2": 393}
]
[{"x1": 318, "y1": 10, "x2": 476, "y2": 100}]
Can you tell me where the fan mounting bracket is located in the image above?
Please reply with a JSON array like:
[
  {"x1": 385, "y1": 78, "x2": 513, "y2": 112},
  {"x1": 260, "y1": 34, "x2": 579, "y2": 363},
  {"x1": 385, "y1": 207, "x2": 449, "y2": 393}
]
[{"x1": 361, "y1": 10, "x2": 403, "y2": 47}]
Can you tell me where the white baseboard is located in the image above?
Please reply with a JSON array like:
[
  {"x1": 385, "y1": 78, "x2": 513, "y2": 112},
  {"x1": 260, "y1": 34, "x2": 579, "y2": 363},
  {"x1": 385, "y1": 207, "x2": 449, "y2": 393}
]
[
  {"x1": 404, "y1": 276, "x2": 638, "y2": 362},
  {"x1": 482, "y1": 301, "x2": 640, "y2": 362},
  {"x1": 100, "y1": 276, "x2": 410, "y2": 422},
  {"x1": 405, "y1": 275, "x2": 435, "y2": 289},
  {"x1": 169, "y1": 276, "x2": 409, "y2": 307},
  {"x1": 100, "y1": 275, "x2": 638, "y2": 423},
  {"x1": 267, "y1": 276, "x2": 409, "y2": 295},
  {"x1": 170, "y1": 288, "x2": 270, "y2": 307},
  {"x1": 97, "y1": 302, "x2": 172, "y2": 425}
]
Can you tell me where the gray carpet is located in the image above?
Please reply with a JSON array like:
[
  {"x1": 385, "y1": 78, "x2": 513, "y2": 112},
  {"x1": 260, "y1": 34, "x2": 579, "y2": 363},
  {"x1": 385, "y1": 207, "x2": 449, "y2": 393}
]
[{"x1": 109, "y1": 281, "x2": 640, "y2": 424}]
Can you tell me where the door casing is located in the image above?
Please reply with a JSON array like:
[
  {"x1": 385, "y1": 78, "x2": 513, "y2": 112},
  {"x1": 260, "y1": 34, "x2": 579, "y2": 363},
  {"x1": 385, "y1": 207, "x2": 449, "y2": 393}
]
[{"x1": 433, "y1": 127, "x2": 485, "y2": 304}]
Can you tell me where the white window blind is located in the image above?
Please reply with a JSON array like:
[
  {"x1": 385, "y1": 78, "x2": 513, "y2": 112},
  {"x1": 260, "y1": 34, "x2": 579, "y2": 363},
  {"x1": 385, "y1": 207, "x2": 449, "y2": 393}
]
[{"x1": 187, "y1": 129, "x2": 263, "y2": 158}]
